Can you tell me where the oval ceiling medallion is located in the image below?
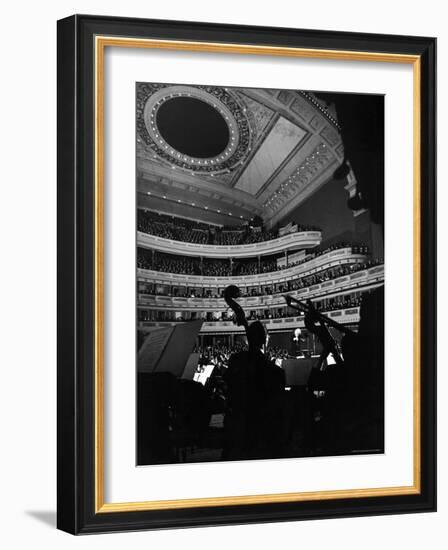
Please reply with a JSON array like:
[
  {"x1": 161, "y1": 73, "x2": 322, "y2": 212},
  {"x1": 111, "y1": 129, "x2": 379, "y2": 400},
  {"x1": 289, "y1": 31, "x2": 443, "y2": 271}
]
[{"x1": 137, "y1": 84, "x2": 252, "y2": 174}]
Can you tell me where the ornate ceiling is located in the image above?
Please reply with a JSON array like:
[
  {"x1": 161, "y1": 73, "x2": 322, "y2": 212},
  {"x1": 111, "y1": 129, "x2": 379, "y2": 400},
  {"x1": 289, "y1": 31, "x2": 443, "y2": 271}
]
[{"x1": 136, "y1": 83, "x2": 344, "y2": 227}]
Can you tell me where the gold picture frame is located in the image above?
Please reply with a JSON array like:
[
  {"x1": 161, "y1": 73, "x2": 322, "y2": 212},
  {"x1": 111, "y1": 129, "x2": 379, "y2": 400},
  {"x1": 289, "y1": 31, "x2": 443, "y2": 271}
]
[{"x1": 58, "y1": 15, "x2": 436, "y2": 534}]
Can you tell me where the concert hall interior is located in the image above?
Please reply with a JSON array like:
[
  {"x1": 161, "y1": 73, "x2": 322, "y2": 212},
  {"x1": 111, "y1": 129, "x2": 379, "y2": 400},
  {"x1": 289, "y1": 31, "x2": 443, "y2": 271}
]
[{"x1": 136, "y1": 82, "x2": 385, "y2": 465}]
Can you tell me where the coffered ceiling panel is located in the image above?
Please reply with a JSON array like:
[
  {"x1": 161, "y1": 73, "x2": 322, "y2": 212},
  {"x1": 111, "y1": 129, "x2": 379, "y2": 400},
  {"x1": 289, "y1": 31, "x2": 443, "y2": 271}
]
[{"x1": 234, "y1": 116, "x2": 306, "y2": 195}]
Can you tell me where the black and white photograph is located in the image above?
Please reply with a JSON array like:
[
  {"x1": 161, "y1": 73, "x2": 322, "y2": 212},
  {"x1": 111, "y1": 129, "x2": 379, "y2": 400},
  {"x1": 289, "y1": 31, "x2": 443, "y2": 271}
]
[
  {"x1": 135, "y1": 83, "x2": 385, "y2": 466},
  {"x1": 0, "y1": 0, "x2": 442, "y2": 542}
]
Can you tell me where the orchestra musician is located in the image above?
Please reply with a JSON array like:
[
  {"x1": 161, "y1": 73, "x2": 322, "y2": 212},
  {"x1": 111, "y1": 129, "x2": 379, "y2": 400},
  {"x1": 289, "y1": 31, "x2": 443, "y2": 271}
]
[
  {"x1": 223, "y1": 287, "x2": 286, "y2": 460},
  {"x1": 286, "y1": 294, "x2": 384, "y2": 454}
]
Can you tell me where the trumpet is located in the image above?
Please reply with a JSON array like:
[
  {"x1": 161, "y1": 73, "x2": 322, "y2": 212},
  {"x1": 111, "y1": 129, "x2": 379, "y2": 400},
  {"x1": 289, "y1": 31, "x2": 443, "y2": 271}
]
[{"x1": 283, "y1": 294, "x2": 356, "y2": 337}]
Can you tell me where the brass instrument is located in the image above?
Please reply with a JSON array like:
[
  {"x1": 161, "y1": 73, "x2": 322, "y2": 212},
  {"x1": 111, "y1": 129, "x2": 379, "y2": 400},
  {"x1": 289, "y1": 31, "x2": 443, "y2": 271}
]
[
  {"x1": 284, "y1": 295, "x2": 356, "y2": 337},
  {"x1": 284, "y1": 295, "x2": 357, "y2": 368}
]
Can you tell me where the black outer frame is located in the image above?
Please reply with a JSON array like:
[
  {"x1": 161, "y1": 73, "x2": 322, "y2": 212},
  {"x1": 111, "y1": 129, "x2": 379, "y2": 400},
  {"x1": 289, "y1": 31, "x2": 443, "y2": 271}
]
[{"x1": 57, "y1": 14, "x2": 436, "y2": 535}]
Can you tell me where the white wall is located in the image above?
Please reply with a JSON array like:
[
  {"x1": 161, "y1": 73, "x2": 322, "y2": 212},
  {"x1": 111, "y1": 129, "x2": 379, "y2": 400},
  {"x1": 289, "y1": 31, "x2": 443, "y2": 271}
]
[{"x1": 0, "y1": 0, "x2": 444, "y2": 548}]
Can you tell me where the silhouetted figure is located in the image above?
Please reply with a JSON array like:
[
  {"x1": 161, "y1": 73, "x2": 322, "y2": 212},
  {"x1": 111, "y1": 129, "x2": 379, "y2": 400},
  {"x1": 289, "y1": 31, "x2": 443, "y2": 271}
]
[
  {"x1": 303, "y1": 290, "x2": 384, "y2": 455},
  {"x1": 291, "y1": 328, "x2": 304, "y2": 357},
  {"x1": 352, "y1": 285, "x2": 385, "y2": 451},
  {"x1": 223, "y1": 321, "x2": 286, "y2": 460}
]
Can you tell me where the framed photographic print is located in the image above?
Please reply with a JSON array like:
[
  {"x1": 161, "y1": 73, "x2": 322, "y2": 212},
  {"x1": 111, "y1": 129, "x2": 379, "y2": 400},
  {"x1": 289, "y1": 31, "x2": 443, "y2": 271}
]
[{"x1": 57, "y1": 14, "x2": 436, "y2": 534}]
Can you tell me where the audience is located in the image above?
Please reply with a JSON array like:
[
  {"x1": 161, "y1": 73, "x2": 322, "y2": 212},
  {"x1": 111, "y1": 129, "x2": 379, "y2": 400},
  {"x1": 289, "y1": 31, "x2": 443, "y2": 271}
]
[
  {"x1": 137, "y1": 245, "x2": 377, "y2": 279},
  {"x1": 138, "y1": 291, "x2": 364, "y2": 324},
  {"x1": 137, "y1": 209, "x2": 320, "y2": 246},
  {"x1": 315, "y1": 294, "x2": 363, "y2": 311},
  {"x1": 194, "y1": 343, "x2": 289, "y2": 368}
]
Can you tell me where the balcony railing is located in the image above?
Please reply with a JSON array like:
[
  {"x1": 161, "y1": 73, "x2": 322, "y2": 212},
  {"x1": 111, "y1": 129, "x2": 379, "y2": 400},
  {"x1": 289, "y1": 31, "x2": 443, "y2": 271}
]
[
  {"x1": 137, "y1": 229, "x2": 322, "y2": 258},
  {"x1": 137, "y1": 264, "x2": 384, "y2": 312},
  {"x1": 138, "y1": 307, "x2": 361, "y2": 333},
  {"x1": 137, "y1": 247, "x2": 371, "y2": 288}
]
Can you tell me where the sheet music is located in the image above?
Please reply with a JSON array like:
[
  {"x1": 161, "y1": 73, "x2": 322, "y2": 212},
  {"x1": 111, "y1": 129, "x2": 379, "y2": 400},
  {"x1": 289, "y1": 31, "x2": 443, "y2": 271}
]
[
  {"x1": 138, "y1": 321, "x2": 203, "y2": 377},
  {"x1": 138, "y1": 327, "x2": 174, "y2": 373}
]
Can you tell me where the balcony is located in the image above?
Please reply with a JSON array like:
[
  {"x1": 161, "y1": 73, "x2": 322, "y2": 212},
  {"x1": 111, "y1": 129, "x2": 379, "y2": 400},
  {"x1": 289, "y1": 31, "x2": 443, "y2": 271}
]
[
  {"x1": 137, "y1": 247, "x2": 371, "y2": 288},
  {"x1": 138, "y1": 307, "x2": 361, "y2": 333},
  {"x1": 137, "y1": 229, "x2": 322, "y2": 259},
  {"x1": 137, "y1": 264, "x2": 384, "y2": 311}
]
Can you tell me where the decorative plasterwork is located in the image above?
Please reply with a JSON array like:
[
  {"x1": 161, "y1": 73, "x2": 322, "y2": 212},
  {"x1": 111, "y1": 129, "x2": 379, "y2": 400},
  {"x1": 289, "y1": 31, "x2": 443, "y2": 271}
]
[
  {"x1": 235, "y1": 116, "x2": 307, "y2": 195},
  {"x1": 298, "y1": 91, "x2": 341, "y2": 130},
  {"x1": 239, "y1": 94, "x2": 274, "y2": 137},
  {"x1": 136, "y1": 84, "x2": 345, "y2": 225},
  {"x1": 263, "y1": 142, "x2": 334, "y2": 211},
  {"x1": 137, "y1": 83, "x2": 252, "y2": 175}
]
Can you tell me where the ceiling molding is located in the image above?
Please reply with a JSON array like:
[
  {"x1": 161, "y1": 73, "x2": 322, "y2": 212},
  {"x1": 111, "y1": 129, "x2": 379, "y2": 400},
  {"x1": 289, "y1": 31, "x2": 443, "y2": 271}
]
[
  {"x1": 255, "y1": 132, "x2": 314, "y2": 199},
  {"x1": 137, "y1": 159, "x2": 260, "y2": 208},
  {"x1": 267, "y1": 159, "x2": 340, "y2": 227},
  {"x1": 136, "y1": 84, "x2": 345, "y2": 226},
  {"x1": 137, "y1": 83, "x2": 252, "y2": 175}
]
